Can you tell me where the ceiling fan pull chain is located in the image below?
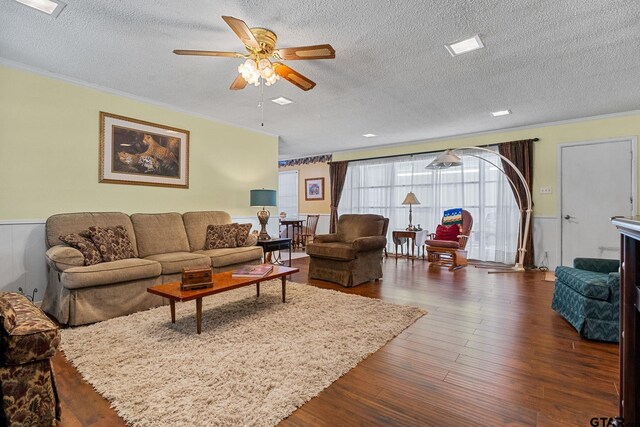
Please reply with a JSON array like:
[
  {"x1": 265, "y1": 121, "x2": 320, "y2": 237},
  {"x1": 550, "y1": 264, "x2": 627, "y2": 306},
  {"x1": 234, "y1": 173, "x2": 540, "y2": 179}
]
[{"x1": 260, "y1": 78, "x2": 265, "y2": 126}]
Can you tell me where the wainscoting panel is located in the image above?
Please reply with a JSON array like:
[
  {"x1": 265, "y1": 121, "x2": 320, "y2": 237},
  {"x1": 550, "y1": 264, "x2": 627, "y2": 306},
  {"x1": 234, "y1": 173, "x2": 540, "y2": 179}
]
[{"x1": 0, "y1": 221, "x2": 47, "y2": 299}]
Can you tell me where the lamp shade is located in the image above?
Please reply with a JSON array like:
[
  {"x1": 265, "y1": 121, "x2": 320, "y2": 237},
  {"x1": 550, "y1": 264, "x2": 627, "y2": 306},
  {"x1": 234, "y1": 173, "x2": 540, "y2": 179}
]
[
  {"x1": 402, "y1": 192, "x2": 421, "y2": 205},
  {"x1": 426, "y1": 149, "x2": 463, "y2": 169},
  {"x1": 250, "y1": 189, "x2": 277, "y2": 207}
]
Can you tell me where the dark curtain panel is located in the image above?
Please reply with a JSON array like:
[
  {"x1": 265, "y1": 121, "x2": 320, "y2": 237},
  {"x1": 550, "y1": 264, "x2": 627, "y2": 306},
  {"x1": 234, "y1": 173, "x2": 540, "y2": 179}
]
[
  {"x1": 498, "y1": 139, "x2": 535, "y2": 268},
  {"x1": 329, "y1": 161, "x2": 349, "y2": 233}
]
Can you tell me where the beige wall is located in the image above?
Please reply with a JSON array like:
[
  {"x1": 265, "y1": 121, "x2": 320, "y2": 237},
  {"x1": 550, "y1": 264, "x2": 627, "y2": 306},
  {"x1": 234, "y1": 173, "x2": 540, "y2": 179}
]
[
  {"x1": 0, "y1": 65, "x2": 278, "y2": 220},
  {"x1": 333, "y1": 113, "x2": 640, "y2": 216},
  {"x1": 279, "y1": 162, "x2": 331, "y2": 214}
]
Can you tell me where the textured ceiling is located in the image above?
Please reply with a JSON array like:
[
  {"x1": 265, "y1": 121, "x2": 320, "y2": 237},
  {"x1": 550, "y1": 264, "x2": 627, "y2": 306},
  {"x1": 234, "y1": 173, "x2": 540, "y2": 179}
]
[{"x1": 1, "y1": 0, "x2": 639, "y2": 158}]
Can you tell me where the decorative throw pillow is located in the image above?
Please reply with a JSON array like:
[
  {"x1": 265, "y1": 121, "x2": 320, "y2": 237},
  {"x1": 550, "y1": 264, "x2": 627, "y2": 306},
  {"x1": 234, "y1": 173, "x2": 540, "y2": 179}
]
[
  {"x1": 434, "y1": 224, "x2": 461, "y2": 242},
  {"x1": 0, "y1": 298, "x2": 17, "y2": 333},
  {"x1": 204, "y1": 224, "x2": 238, "y2": 249},
  {"x1": 86, "y1": 225, "x2": 136, "y2": 262},
  {"x1": 443, "y1": 208, "x2": 463, "y2": 225},
  {"x1": 235, "y1": 223, "x2": 252, "y2": 246},
  {"x1": 59, "y1": 232, "x2": 103, "y2": 266}
]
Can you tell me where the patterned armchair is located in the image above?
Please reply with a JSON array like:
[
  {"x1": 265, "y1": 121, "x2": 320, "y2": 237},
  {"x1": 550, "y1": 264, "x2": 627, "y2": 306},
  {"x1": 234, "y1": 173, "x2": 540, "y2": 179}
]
[
  {"x1": 1, "y1": 292, "x2": 61, "y2": 426},
  {"x1": 425, "y1": 209, "x2": 473, "y2": 270},
  {"x1": 552, "y1": 258, "x2": 620, "y2": 342},
  {"x1": 306, "y1": 214, "x2": 389, "y2": 287}
]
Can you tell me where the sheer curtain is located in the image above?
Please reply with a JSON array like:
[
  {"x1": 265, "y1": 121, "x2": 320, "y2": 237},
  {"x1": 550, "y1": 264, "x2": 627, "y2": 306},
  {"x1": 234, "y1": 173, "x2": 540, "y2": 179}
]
[{"x1": 339, "y1": 147, "x2": 519, "y2": 263}]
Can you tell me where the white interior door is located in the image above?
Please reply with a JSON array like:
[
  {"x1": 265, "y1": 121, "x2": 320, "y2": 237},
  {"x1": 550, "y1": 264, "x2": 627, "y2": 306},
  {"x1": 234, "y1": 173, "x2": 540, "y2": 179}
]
[{"x1": 560, "y1": 138, "x2": 635, "y2": 266}]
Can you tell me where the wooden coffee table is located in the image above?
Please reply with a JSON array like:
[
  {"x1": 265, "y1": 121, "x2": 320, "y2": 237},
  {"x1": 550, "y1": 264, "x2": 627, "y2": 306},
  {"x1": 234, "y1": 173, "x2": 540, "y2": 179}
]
[{"x1": 147, "y1": 265, "x2": 299, "y2": 334}]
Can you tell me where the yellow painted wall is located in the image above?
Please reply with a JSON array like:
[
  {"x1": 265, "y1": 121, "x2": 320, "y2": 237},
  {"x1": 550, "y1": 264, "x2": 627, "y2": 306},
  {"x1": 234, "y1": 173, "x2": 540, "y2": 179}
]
[
  {"x1": 334, "y1": 113, "x2": 640, "y2": 216},
  {"x1": 0, "y1": 65, "x2": 278, "y2": 220},
  {"x1": 279, "y1": 162, "x2": 331, "y2": 214}
]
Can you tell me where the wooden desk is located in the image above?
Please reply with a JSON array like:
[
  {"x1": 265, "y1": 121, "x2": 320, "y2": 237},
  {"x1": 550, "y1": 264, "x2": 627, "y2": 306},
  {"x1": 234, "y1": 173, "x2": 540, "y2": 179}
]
[
  {"x1": 391, "y1": 230, "x2": 428, "y2": 264},
  {"x1": 280, "y1": 219, "x2": 304, "y2": 248}
]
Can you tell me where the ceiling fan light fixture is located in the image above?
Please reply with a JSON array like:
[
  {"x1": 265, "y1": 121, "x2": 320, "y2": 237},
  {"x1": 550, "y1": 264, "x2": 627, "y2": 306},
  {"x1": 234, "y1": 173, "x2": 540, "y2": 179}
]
[{"x1": 446, "y1": 35, "x2": 484, "y2": 56}]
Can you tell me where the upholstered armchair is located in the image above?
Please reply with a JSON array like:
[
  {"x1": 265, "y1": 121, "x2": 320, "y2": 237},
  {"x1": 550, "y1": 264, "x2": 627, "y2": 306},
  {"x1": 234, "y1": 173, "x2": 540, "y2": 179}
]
[
  {"x1": 552, "y1": 258, "x2": 620, "y2": 342},
  {"x1": 425, "y1": 209, "x2": 473, "y2": 270},
  {"x1": 1, "y1": 292, "x2": 61, "y2": 426},
  {"x1": 306, "y1": 214, "x2": 389, "y2": 287}
]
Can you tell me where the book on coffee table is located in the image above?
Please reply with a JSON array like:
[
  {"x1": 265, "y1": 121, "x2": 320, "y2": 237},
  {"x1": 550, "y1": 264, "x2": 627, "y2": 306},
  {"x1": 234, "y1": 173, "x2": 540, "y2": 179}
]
[{"x1": 232, "y1": 264, "x2": 274, "y2": 278}]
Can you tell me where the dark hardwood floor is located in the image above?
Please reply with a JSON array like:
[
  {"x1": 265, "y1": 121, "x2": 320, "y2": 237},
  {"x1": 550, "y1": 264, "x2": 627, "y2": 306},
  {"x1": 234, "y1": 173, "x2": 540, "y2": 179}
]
[{"x1": 53, "y1": 255, "x2": 619, "y2": 426}]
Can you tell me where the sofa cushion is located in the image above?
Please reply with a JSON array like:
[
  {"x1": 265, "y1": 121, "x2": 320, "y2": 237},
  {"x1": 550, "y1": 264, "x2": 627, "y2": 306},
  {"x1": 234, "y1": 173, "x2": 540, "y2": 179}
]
[
  {"x1": 195, "y1": 246, "x2": 263, "y2": 268},
  {"x1": 87, "y1": 225, "x2": 136, "y2": 262},
  {"x1": 59, "y1": 232, "x2": 103, "y2": 265},
  {"x1": 183, "y1": 211, "x2": 233, "y2": 252},
  {"x1": 554, "y1": 266, "x2": 611, "y2": 301},
  {"x1": 0, "y1": 292, "x2": 60, "y2": 365},
  {"x1": 0, "y1": 297, "x2": 17, "y2": 332},
  {"x1": 144, "y1": 252, "x2": 211, "y2": 274},
  {"x1": 131, "y1": 213, "x2": 190, "y2": 257},
  {"x1": 61, "y1": 258, "x2": 162, "y2": 289},
  {"x1": 205, "y1": 224, "x2": 239, "y2": 249},
  {"x1": 46, "y1": 212, "x2": 138, "y2": 256},
  {"x1": 336, "y1": 214, "x2": 385, "y2": 242},
  {"x1": 306, "y1": 242, "x2": 357, "y2": 261}
]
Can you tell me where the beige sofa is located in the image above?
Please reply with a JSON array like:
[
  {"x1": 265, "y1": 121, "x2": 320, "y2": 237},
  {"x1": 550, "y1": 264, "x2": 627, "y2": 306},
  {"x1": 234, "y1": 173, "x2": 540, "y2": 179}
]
[{"x1": 41, "y1": 211, "x2": 262, "y2": 326}]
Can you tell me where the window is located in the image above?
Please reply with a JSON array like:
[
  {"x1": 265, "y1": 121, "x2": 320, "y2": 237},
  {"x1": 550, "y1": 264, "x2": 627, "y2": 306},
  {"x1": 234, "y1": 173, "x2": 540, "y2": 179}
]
[
  {"x1": 340, "y1": 147, "x2": 519, "y2": 263},
  {"x1": 278, "y1": 171, "x2": 298, "y2": 219}
]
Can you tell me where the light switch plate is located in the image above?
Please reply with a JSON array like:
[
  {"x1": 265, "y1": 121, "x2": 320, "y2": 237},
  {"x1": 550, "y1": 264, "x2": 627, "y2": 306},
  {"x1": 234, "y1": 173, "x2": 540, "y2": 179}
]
[{"x1": 540, "y1": 186, "x2": 552, "y2": 194}]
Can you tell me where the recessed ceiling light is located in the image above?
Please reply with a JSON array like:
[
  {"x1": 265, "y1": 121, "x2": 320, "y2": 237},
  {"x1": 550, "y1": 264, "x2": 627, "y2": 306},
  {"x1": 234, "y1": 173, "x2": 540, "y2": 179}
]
[
  {"x1": 445, "y1": 35, "x2": 484, "y2": 56},
  {"x1": 271, "y1": 97, "x2": 294, "y2": 106},
  {"x1": 362, "y1": 134, "x2": 377, "y2": 138},
  {"x1": 14, "y1": 0, "x2": 66, "y2": 17},
  {"x1": 491, "y1": 109, "x2": 512, "y2": 117}
]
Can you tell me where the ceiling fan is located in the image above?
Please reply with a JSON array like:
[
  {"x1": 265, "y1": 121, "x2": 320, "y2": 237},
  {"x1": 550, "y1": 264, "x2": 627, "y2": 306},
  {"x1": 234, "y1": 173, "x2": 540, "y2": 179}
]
[{"x1": 174, "y1": 16, "x2": 335, "y2": 91}]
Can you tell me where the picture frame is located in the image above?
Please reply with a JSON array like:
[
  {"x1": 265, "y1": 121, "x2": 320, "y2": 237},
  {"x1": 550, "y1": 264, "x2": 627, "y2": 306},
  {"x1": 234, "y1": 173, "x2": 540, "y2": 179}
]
[
  {"x1": 305, "y1": 177, "x2": 325, "y2": 201},
  {"x1": 99, "y1": 112, "x2": 189, "y2": 188}
]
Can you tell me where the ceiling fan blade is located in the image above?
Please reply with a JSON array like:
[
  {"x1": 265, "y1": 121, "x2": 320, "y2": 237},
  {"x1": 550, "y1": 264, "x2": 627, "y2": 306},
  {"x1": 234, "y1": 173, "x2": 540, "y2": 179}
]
[
  {"x1": 230, "y1": 74, "x2": 247, "y2": 90},
  {"x1": 273, "y1": 63, "x2": 316, "y2": 91},
  {"x1": 221, "y1": 16, "x2": 260, "y2": 50},
  {"x1": 273, "y1": 44, "x2": 336, "y2": 60},
  {"x1": 173, "y1": 50, "x2": 245, "y2": 58}
]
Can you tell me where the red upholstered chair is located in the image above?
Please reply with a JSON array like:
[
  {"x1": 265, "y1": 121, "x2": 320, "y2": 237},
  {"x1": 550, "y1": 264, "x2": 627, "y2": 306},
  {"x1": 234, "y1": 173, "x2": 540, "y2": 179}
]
[{"x1": 425, "y1": 209, "x2": 473, "y2": 270}]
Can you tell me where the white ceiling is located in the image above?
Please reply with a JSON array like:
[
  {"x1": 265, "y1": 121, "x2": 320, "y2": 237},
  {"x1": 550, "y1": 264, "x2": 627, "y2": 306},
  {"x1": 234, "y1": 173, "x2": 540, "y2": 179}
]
[{"x1": 1, "y1": 0, "x2": 639, "y2": 159}]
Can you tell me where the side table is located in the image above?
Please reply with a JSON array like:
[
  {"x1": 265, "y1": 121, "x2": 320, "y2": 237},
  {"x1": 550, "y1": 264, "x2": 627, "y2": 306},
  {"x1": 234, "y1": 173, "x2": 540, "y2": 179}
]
[
  {"x1": 391, "y1": 230, "x2": 428, "y2": 264},
  {"x1": 256, "y1": 237, "x2": 292, "y2": 267}
]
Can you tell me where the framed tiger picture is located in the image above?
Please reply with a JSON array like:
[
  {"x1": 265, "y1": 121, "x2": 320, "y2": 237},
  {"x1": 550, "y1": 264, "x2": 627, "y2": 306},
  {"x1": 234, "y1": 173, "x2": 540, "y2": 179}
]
[{"x1": 99, "y1": 112, "x2": 189, "y2": 188}]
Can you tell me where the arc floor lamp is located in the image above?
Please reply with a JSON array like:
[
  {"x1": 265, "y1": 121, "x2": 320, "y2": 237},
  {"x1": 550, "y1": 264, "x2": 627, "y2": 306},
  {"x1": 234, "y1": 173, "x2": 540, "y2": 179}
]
[{"x1": 426, "y1": 147, "x2": 532, "y2": 272}]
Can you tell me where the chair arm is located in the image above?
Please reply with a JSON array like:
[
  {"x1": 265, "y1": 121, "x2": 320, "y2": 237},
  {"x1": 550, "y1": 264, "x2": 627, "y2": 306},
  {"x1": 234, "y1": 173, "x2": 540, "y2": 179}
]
[
  {"x1": 45, "y1": 245, "x2": 84, "y2": 271},
  {"x1": 573, "y1": 258, "x2": 620, "y2": 273},
  {"x1": 244, "y1": 233, "x2": 258, "y2": 247},
  {"x1": 314, "y1": 233, "x2": 340, "y2": 243},
  {"x1": 353, "y1": 236, "x2": 387, "y2": 252}
]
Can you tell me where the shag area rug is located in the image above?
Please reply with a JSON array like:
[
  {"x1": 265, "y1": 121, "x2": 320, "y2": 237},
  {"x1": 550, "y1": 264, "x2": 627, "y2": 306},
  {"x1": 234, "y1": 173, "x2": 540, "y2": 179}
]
[{"x1": 61, "y1": 281, "x2": 425, "y2": 427}]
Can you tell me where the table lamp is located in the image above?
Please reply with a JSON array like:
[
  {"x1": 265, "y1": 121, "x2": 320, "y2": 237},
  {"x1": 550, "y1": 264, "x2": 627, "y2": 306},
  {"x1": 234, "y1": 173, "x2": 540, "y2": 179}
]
[
  {"x1": 250, "y1": 189, "x2": 277, "y2": 240},
  {"x1": 402, "y1": 191, "x2": 420, "y2": 231}
]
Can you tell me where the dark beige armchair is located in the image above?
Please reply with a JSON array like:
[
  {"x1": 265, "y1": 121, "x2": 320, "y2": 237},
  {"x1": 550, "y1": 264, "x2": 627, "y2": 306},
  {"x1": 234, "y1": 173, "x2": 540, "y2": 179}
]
[{"x1": 306, "y1": 214, "x2": 389, "y2": 287}]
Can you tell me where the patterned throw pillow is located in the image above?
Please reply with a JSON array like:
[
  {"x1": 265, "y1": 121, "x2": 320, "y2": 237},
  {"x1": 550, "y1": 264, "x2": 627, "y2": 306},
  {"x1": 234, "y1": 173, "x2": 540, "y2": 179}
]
[
  {"x1": 59, "y1": 232, "x2": 103, "y2": 266},
  {"x1": 86, "y1": 225, "x2": 136, "y2": 262},
  {"x1": 0, "y1": 298, "x2": 17, "y2": 333},
  {"x1": 204, "y1": 224, "x2": 238, "y2": 249},
  {"x1": 443, "y1": 208, "x2": 463, "y2": 225},
  {"x1": 434, "y1": 224, "x2": 461, "y2": 242},
  {"x1": 235, "y1": 223, "x2": 252, "y2": 246}
]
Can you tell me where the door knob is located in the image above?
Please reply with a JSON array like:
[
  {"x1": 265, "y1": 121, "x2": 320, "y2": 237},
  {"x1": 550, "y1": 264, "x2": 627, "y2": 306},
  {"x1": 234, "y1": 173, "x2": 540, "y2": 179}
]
[{"x1": 564, "y1": 215, "x2": 572, "y2": 220}]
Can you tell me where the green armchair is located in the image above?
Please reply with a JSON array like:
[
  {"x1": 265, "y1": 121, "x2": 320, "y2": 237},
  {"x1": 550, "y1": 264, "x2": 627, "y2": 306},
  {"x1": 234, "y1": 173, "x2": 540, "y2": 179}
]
[
  {"x1": 306, "y1": 214, "x2": 389, "y2": 287},
  {"x1": 552, "y1": 258, "x2": 620, "y2": 342}
]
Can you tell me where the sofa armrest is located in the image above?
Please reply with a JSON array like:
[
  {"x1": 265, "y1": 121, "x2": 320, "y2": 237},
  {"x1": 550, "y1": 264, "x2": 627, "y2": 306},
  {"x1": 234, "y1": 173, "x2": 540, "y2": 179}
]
[
  {"x1": 353, "y1": 236, "x2": 387, "y2": 252},
  {"x1": 314, "y1": 233, "x2": 340, "y2": 243},
  {"x1": 46, "y1": 245, "x2": 84, "y2": 271},
  {"x1": 244, "y1": 233, "x2": 258, "y2": 247},
  {"x1": 573, "y1": 258, "x2": 620, "y2": 273}
]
